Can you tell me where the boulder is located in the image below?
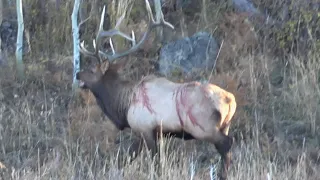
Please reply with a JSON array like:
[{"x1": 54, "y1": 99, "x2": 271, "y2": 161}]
[{"x1": 157, "y1": 31, "x2": 219, "y2": 78}]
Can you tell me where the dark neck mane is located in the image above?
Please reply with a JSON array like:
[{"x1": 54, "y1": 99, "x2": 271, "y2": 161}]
[{"x1": 90, "y1": 72, "x2": 136, "y2": 130}]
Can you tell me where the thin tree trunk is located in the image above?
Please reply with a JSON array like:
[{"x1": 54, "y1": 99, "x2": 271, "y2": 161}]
[
  {"x1": 154, "y1": 0, "x2": 163, "y2": 43},
  {"x1": 71, "y1": 0, "x2": 81, "y2": 91},
  {"x1": 15, "y1": 0, "x2": 25, "y2": 79},
  {"x1": 0, "y1": 0, "x2": 3, "y2": 53}
]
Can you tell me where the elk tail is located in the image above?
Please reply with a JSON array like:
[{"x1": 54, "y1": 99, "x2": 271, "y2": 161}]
[{"x1": 220, "y1": 93, "x2": 237, "y2": 134}]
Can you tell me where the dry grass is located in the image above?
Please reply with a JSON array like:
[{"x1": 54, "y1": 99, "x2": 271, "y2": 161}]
[
  {"x1": 1, "y1": 51, "x2": 319, "y2": 179},
  {"x1": 0, "y1": 0, "x2": 320, "y2": 179}
]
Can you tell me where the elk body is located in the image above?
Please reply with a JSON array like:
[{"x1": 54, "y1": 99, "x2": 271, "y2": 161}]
[{"x1": 76, "y1": 1, "x2": 237, "y2": 179}]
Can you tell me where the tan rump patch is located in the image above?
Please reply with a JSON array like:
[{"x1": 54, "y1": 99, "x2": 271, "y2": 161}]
[{"x1": 0, "y1": 161, "x2": 6, "y2": 169}]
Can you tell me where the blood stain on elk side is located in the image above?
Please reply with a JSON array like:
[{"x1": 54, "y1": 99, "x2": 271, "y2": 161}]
[
  {"x1": 175, "y1": 83, "x2": 206, "y2": 131},
  {"x1": 133, "y1": 80, "x2": 155, "y2": 114},
  {"x1": 75, "y1": 1, "x2": 236, "y2": 179}
]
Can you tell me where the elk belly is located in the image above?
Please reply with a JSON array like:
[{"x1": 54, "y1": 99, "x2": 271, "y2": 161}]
[
  {"x1": 127, "y1": 94, "x2": 182, "y2": 133},
  {"x1": 127, "y1": 79, "x2": 182, "y2": 133}
]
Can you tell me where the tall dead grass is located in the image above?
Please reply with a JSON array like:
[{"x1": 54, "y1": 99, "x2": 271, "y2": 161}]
[{"x1": 1, "y1": 49, "x2": 319, "y2": 179}]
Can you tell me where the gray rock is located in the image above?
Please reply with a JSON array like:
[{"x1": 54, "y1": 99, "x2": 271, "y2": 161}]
[
  {"x1": 157, "y1": 31, "x2": 219, "y2": 77},
  {"x1": 232, "y1": 0, "x2": 259, "y2": 14}
]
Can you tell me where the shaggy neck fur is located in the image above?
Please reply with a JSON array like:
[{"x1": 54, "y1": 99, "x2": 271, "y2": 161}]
[{"x1": 90, "y1": 70, "x2": 135, "y2": 130}]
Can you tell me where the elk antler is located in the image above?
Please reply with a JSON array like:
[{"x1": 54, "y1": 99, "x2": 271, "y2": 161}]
[{"x1": 79, "y1": 0, "x2": 174, "y2": 63}]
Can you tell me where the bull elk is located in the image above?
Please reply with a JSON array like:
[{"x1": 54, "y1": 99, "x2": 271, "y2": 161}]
[{"x1": 76, "y1": 0, "x2": 237, "y2": 179}]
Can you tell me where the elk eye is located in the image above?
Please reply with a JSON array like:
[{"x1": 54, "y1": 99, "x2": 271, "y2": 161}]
[{"x1": 90, "y1": 68, "x2": 96, "y2": 73}]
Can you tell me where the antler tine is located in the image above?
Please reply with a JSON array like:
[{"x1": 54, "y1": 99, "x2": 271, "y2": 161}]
[
  {"x1": 79, "y1": 0, "x2": 175, "y2": 63},
  {"x1": 91, "y1": 0, "x2": 175, "y2": 62},
  {"x1": 79, "y1": 35, "x2": 102, "y2": 63},
  {"x1": 78, "y1": 5, "x2": 109, "y2": 64}
]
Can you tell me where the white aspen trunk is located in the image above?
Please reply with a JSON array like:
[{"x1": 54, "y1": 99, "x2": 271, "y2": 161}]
[
  {"x1": 15, "y1": 0, "x2": 24, "y2": 79},
  {"x1": 71, "y1": 0, "x2": 81, "y2": 91}
]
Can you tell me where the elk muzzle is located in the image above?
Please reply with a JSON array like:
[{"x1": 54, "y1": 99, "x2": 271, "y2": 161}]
[{"x1": 76, "y1": 72, "x2": 87, "y2": 89}]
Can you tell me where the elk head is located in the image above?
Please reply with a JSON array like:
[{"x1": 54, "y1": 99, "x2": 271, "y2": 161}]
[
  {"x1": 76, "y1": 0, "x2": 174, "y2": 90},
  {"x1": 76, "y1": 61, "x2": 108, "y2": 89}
]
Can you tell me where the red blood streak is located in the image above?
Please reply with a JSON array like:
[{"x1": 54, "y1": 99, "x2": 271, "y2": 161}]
[
  {"x1": 187, "y1": 104, "x2": 205, "y2": 131},
  {"x1": 140, "y1": 82, "x2": 155, "y2": 114},
  {"x1": 175, "y1": 86, "x2": 184, "y2": 127},
  {"x1": 134, "y1": 81, "x2": 155, "y2": 114},
  {"x1": 175, "y1": 83, "x2": 205, "y2": 131}
]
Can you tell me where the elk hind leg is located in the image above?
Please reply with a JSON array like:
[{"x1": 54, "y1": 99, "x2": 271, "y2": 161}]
[
  {"x1": 208, "y1": 130, "x2": 233, "y2": 180},
  {"x1": 140, "y1": 130, "x2": 162, "y2": 176},
  {"x1": 220, "y1": 122, "x2": 231, "y2": 136}
]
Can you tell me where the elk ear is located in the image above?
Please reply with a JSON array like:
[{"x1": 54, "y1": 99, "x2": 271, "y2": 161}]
[
  {"x1": 100, "y1": 61, "x2": 110, "y2": 74},
  {"x1": 109, "y1": 59, "x2": 128, "y2": 72}
]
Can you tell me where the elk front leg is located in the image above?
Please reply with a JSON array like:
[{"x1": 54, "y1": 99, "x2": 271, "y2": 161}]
[
  {"x1": 140, "y1": 130, "x2": 158, "y2": 158},
  {"x1": 127, "y1": 138, "x2": 144, "y2": 161}
]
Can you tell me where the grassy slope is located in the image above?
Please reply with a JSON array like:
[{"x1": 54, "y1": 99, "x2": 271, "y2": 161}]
[{"x1": 0, "y1": 0, "x2": 319, "y2": 179}]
